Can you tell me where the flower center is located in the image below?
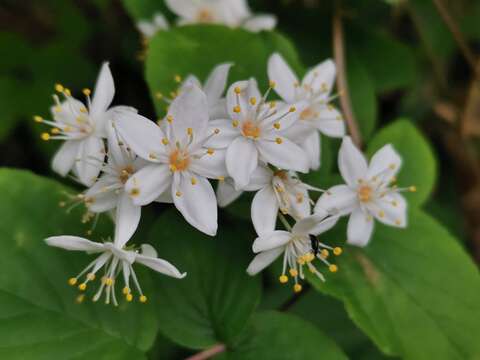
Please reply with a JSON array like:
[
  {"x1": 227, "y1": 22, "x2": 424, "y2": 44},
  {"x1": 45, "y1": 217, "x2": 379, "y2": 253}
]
[
  {"x1": 274, "y1": 170, "x2": 288, "y2": 181},
  {"x1": 300, "y1": 107, "x2": 315, "y2": 120},
  {"x1": 169, "y1": 149, "x2": 190, "y2": 172},
  {"x1": 358, "y1": 185, "x2": 373, "y2": 203},
  {"x1": 119, "y1": 165, "x2": 134, "y2": 184},
  {"x1": 242, "y1": 121, "x2": 261, "y2": 139},
  {"x1": 197, "y1": 9, "x2": 214, "y2": 22}
]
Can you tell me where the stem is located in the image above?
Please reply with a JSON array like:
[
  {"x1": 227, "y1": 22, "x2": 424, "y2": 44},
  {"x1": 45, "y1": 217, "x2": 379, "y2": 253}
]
[
  {"x1": 185, "y1": 344, "x2": 226, "y2": 360},
  {"x1": 278, "y1": 212, "x2": 292, "y2": 231},
  {"x1": 279, "y1": 283, "x2": 311, "y2": 311},
  {"x1": 333, "y1": 1, "x2": 362, "y2": 148}
]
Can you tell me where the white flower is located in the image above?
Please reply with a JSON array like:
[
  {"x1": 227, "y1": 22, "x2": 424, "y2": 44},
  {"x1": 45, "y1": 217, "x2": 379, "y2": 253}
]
[
  {"x1": 114, "y1": 85, "x2": 226, "y2": 236},
  {"x1": 207, "y1": 79, "x2": 309, "y2": 189},
  {"x1": 137, "y1": 13, "x2": 169, "y2": 38},
  {"x1": 315, "y1": 136, "x2": 412, "y2": 247},
  {"x1": 165, "y1": 0, "x2": 276, "y2": 32},
  {"x1": 178, "y1": 63, "x2": 233, "y2": 119},
  {"x1": 35, "y1": 62, "x2": 135, "y2": 186},
  {"x1": 246, "y1": 210, "x2": 342, "y2": 292},
  {"x1": 268, "y1": 53, "x2": 346, "y2": 170},
  {"x1": 45, "y1": 234, "x2": 186, "y2": 305}
]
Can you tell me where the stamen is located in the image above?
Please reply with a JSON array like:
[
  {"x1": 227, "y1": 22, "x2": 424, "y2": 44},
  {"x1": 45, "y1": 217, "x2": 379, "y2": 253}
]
[{"x1": 279, "y1": 275, "x2": 288, "y2": 283}]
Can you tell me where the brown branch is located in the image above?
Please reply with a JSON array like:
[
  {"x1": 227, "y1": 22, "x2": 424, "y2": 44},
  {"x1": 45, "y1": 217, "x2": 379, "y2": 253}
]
[
  {"x1": 185, "y1": 344, "x2": 226, "y2": 360},
  {"x1": 333, "y1": 1, "x2": 362, "y2": 148}
]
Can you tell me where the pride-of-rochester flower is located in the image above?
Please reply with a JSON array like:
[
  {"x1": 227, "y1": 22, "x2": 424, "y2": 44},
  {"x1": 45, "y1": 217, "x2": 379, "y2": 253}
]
[
  {"x1": 268, "y1": 53, "x2": 345, "y2": 170},
  {"x1": 114, "y1": 85, "x2": 226, "y2": 236},
  {"x1": 207, "y1": 79, "x2": 309, "y2": 189},
  {"x1": 315, "y1": 136, "x2": 413, "y2": 247},
  {"x1": 247, "y1": 210, "x2": 342, "y2": 292},
  {"x1": 34, "y1": 62, "x2": 135, "y2": 186},
  {"x1": 45, "y1": 233, "x2": 186, "y2": 305}
]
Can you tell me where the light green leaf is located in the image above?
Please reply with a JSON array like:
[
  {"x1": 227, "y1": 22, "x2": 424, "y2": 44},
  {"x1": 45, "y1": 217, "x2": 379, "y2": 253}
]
[
  {"x1": 367, "y1": 118, "x2": 437, "y2": 207},
  {"x1": 309, "y1": 209, "x2": 480, "y2": 360},
  {"x1": 0, "y1": 169, "x2": 157, "y2": 359},
  {"x1": 147, "y1": 209, "x2": 261, "y2": 349}
]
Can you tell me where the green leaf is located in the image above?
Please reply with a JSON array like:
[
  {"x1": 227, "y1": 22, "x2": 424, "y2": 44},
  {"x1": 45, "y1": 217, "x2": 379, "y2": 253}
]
[
  {"x1": 147, "y1": 209, "x2": 261, "y2": 349},
  {"x1": 367, "y1": 119, "x2": 437, "y2": 207},
  {"x1": 145, "y1": 25, "x2": 303, "y2": 116},
  {"x1": 309, "y1": 209, "x2": 480, "y2": 360},
  {"x1": 121, "y1": 0, "x2": 170, "y2": 21},
  {"x1": 227, "y1": 311, "x2": 347, "y2": 359},
  {"x1": 0, "y1": 169, "x2": 157, "y2": 359}
]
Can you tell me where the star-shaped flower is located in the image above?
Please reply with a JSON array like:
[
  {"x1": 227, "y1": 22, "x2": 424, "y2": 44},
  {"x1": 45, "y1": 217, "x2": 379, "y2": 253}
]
[
  {"x1": 114, "y1": 85, "x2": 226, "y2": 236},
  {"x1": 315, "y1": 136, "x2": 413, "y2": 247},
  {"x1": 268, "y1": 53, "x2": 346, "y2": 170}
]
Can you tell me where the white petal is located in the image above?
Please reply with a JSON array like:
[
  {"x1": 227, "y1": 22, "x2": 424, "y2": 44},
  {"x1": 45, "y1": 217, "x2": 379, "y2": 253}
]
[
  {"x1": 90, "y1": 62, "x2": 115, "y2": 116},
  {"x1": 114, "y1": 193, "x2": 141, "y2": 248},
  {"x1": 251, "y1": 186, "x2": 279, "y2": 236},
  {"x1": 45, "y1": 236, "x2": 104, "y2": 252},
  {"x1": 302, "y1": 132, "x2": 320, "y2": 170},
  {"x1": 292, "y1": 212, "x2": 338, "y2": 236},
  {"x1": 243, "y1": 14, "x2": 277, "y2": 32},
  {"x1": 125, "y1": 164, "x2": 172, "y2": 206},
  {"x1": 173, "y1": 172, "x2": 218, "y2": 236},
  {"x1": 136, "y1": 254, "x2": 186, "y2": 278},
  {"x1": 302, "y1": 59, "x2": 336, "y2": 96},
  {"x1": 257, "y1": 137, "x2": 309, "y2": 173},
  {"x1": 105, "y1": 120, "x2": 130, "y2": 167},
  {"x1": 243, "y1": 165, "x2": 272, "y2": 190},
  {"x1": 279, "y1": 121, "x2": 312, "y2": 143},
  {"x1": 209, "y1": 98, "x2": 229, "y2": 119},
  {"x1": 189, "y1": 148, "x2": 227, "y2": 179},
  {"x1": 314, "y1": 185, "x2": 357, "y2": 215},
  {"x1": 246, "y1": 247, "x2": 284, "y2": 275},
  {"x1": 261, "y1": 101, "x2": 308, "y2": 131},
  {"x1": 288, "y1": 186, "x2": 311, "y2": 219},
  {"x1": 252, "y1": 231, "x2": 291, "y2": 253},
  {"x1": 314, "y1": 106, "x2": 346, "y2": 138},
  {"x1": 52, "y1": 140, "x2": 80, "y2": 176},
  {"x1": 268, "y1": 53, "x2": 299, "y2": 103},
  {"x1": 74, "y1": 136, "x2": 105, "y2": 187},
  {"x1": 114, "y1": 112, "x2": 166, "y2": 162},
  {"x1": 155, "y1": 189, "x2": 174, "y2": 204},
  {"x1": 168, "y1": 84, "x2": 209, "y2": 143},
  {"x1": 84, "y1": 176, "x2": 119, "y2": 212},
  {"x1": 338, "y1": 136, "x2": 368, "y2": 187},
  {"x1": 373, "y1": 192, "x2": 407, "y2": 227},
  {"x1": 226, "y1": 79, "x2": 259, "y2": 120},
  {"x1": 347, "y1": 209, "x2": 375, "y2": 247},
  {"x1": 165, "y1": 0, "x2": 197, "y2": 19},
  {"x1": 217, "y1": 180, "x2": 243, "y2": 207},
  {"x1": 226, "y1": 137, "x2": 258, "y2": 189},
  {"x1": 206, "y1": 119, "x2": 240, "y2": 148},
  {"x1": 367, "y1": 144, "x2": 402, "y2": 182},
  {"x1": 181, "y1": 75, "x2": 202, "y2": 90},
  {"x1": 204, "y1": 63, "x2": 233, "y2": 102}
]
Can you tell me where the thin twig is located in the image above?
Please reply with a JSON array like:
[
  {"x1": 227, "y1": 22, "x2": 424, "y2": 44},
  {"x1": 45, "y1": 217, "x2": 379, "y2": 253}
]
[
  {"x1": 185, "y1": 344, "x2": 226, "y2": 360},
  {"x1": 333, "y1": 1, "x2": 362, "y2": 148}
]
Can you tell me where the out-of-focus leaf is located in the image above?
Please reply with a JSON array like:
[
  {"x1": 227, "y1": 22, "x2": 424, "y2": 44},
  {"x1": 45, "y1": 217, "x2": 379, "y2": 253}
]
[
  {"x1": 367, "y1": 119, "x2": 437, "y2": 207},
  {"x1": 147, "y1": 209, "x2": 261, "y2": 350},
  {"x1": 309, "y1": 209, "x2": 480, "y2": 359},
  {"x1": 0, "y1": 169, "x2": 157, "y2": 359},
  {"x1": 121, "y1": 0, "x2": 170, "y2": 21}
]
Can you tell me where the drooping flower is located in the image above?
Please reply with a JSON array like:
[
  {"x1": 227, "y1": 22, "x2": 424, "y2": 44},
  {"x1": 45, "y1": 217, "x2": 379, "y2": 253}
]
[
  {"x1": 247, "y1": 210, "x2": 342, "y2": 292},
  {"x1": 45, "y1": 234, "x2": 186, "y2": 305},
  {"x1": 34, "y1": 62, "x2": 136, "y2": 186},
  {"x1": 268, "y1": 53, "x2": 346, "y2": 170},
  {"x1": 137, "y1": 12, "x2": 169, "y2": 38},
  {"x1": 207, "y1": 79, "x2": 309, "y2": 189},
  {"x1": 315, "y1": 136, "x2": 414, "y2": 247},
  {"x1": 114, "y1": 85, "x2": 226, "y2": 236},
  {"x1": 165, "y1": 0, "x2": 276, "y2": 32}
]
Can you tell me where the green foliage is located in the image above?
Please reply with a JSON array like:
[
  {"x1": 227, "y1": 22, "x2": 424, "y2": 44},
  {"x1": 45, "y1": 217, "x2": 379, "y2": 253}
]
[
  {"x1": 309, "y1": 209, "x2": 480, "y2": 359},
  {"x1": 0, "y1": 169, "x2": 157, "y2": 359},
  {"x1": 122, "y1": 0, "x2": 170, "y2": 21}
]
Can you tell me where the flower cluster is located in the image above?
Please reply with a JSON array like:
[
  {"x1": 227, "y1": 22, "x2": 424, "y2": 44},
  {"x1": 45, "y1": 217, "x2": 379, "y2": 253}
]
[{"x1": 38, "y1": 51, "x2": 413, "y2": 304}]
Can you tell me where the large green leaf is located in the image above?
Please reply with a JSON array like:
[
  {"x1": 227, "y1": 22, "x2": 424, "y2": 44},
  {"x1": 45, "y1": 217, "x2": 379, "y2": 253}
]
[
  {"x1": 227, "y1": 311, "x2": 347, "y2": 359},
  {"x1": 309, "y1": 209, "x2": 480, "y2": 359},
  {"x1": 0, "y1": 169, "x2": 157, "y2": 359},
  {"x1": 147, "y1": 209, "x2": 261, "y2": 349},
  {"x1": 367, "y1": 119, "x2": 437, "y2": 207},
  {"x1": 145, "y1": 25, "x2": 303, "y2": 116}
]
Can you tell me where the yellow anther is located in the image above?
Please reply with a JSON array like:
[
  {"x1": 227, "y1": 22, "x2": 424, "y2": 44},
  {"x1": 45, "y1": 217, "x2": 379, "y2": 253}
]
[
  {"x1": 214, "y1": 128, "x2": 220, "y2": 134},
  {"x1": 279, "y1": 275, "x2": 288, "y2": 283},
  {"x1": 329, "y1": 264, "x2": 338, "y2": 273},
  {"x1": 191, "y1": 177, "x2": 197, "y2": 185},
  {"x1": 87, "y1": 273, "x2": 96, "y2": 281},
  {"x1": 409, "y1": 186, "x2": 417, "y2": 192},
  {"x1": 51, "y1": 128, "x2": 61, "y2": 135},
  {"x1": 174, "y1": 74, "x2": 182, "y2": 83},
  {"x1": 270, "y1": 101, "x2": 276, "y2": 109},
  {"x1": 187, "y1": 127, "x2": 193, "y2": 136},
  {"x1": 64, "y1": 88, "x2": 71, "y2": 96},
  {"x1": 126, "y1": 293, "x2": 133, "y2": 302},
  {"x1": 391, "y1": 200, "x2": 398, "y2": 207},
  {"x1": 249, "y1": 97, "x2": 257, "y2": 105},
  {"x1": 218, "y1": 176, "x2": 225, "y2": 181},
  {"x1": 333, "y1": 247, "x2": 342, "y2": 256},
  {"x1": 232, "y1": 120, "x2": 239, "y2": 127},
  {"x1": 123, "y1": 287, "x2": 130, "y2": 295},
  {"x1": 389, "y1": 163, "x2": 396, "y2": 170},
  {"x1": 155, "y1": 92, "x2": 163, "y2": 100},
  {"x1": 149, "y1": 153, "x2": 157, "y2": 160},
  {"x1": 207, "y1": 148, "x2": 214, "y2": 155},
  {"x1": 130, "y1": 188, "x2": 140, "y2": 197},
  {"x1": 233, "y1": 105, "x2": 241, "y2": 113},
  {"x1": 41, "y1": 132, "x2": 50, "y2": 141},
  {"x1": 289, "y1": 106, "x2": 296, "y2": 112},
  {"x1": 234, "y1": 86, "x2": 242, "y2": 94},
  {"x1": 305, "y1": 253, "x2": 315, "y2": 262},
  {"x1": 68, "y1": 278, "x2": 77, "y2": 286},
  {"x1": 293, "y1": 284, "x2": 302, "y2": 293},
  {"x1": 78, "y1": 283, "x2": 87, "y2": 291},
  {"x1": 275, "y1": 137, "x2": 283, "y2": 144},
  {"x1": 176, "y1": 191, "x2": 182, "y2": 197},
  {"x1": 297, "y1": 257, "x2": 306, "y2": 265},
  {"x1": 395, "y1": 219, "x2": 402, "y2": 225},
  {"x1": 139, "y1": 295, "x2": 148, "y2": 303},
  {"x1": 79, "y1": 107, "x2": 88, "y2": 113},
  {"x1": 269, "y1": 80, "x2": 276, "y2": 88},
  {"x1": 162, "y1": 138, "x2": 169, "y2": 145},
  {"x1": 289, "y1": 268, "x2": 298, "y2": 277},
  {"x1": 378, "y1": 210, "x2": 385, "y2": 218},
  {"x1": 83, "y1": 88, "x2": 91, "y2": 96},
  {"x1": 59, "y1": 201, "x2": 66, "y2": 208},
  {"x1": 170, "y1": 91, "x2": 177, "y2": 98},
  {"x1": 273, "y1": 122, "x2": 281, "y2": 130},
  {"x1": 76, "y1": 294, "x2": 85, "y2": 304},
  {"x1": 55, "y1": 83, "x2": 64, "y2": 92},
  {"x1": 33, "y1": 115, "x2": 43, "y2": 123},
  {"x1": 167, "y1": 115, "x2": 173, "y2": 123},
  {"x1": 105, "y1": 278, "x2": 114, "y2": 286},
  {"x1": 321, "y1": 249, "x2": 329, "y2": 258},
  {"x1": 54, "y1": 106, "x2": 62, "y2": 113}
]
